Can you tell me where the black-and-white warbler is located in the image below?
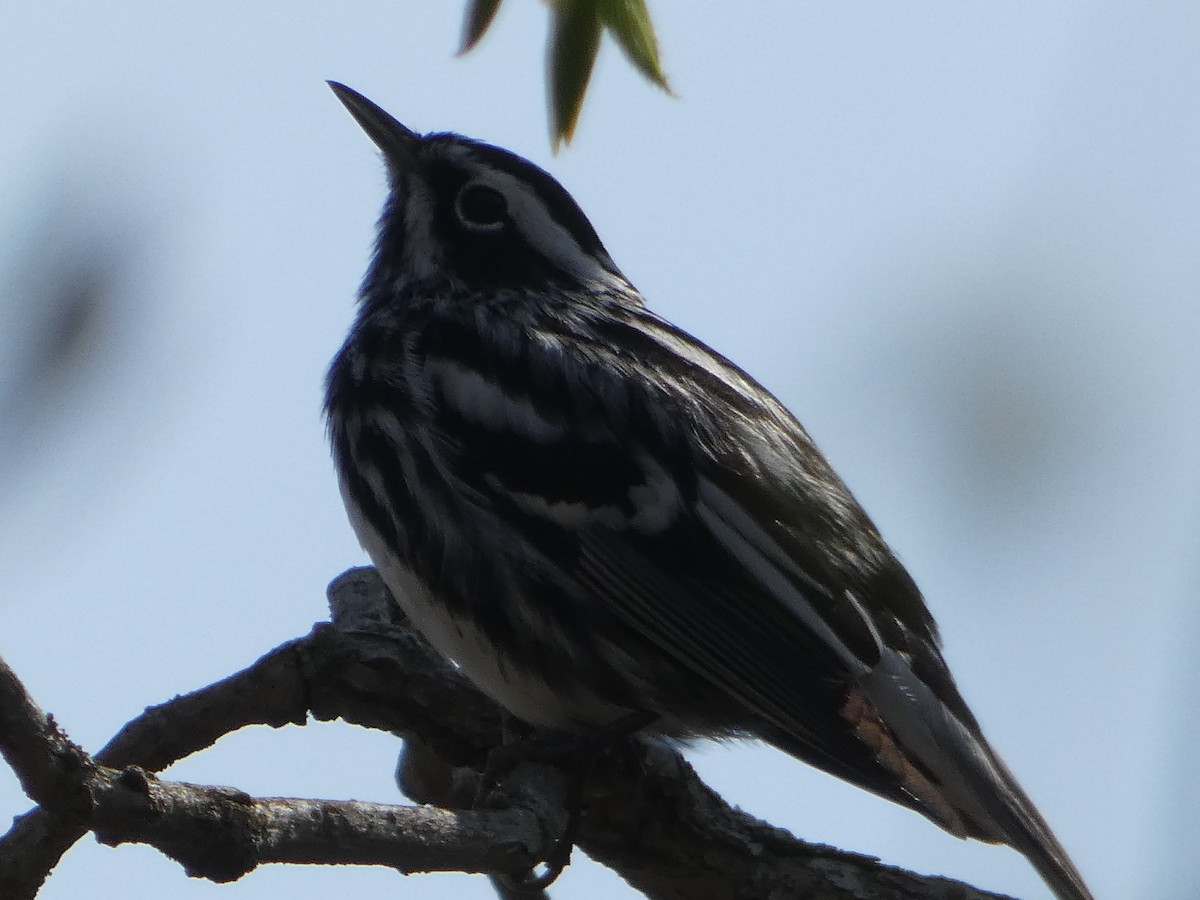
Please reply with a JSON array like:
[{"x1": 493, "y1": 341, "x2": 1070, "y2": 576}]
[{"x1": 324, "y1": 82, "x2": 1092, "y2": 900}]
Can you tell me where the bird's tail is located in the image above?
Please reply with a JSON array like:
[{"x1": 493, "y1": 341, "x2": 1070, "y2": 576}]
[{"x1": 858, "y1": 647, "x2": 1093, "y2": 900}]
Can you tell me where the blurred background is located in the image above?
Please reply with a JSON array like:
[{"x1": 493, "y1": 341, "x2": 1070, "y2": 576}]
[{"x1": 2, "y1": 2, "x2": 1198, "y2": 898}]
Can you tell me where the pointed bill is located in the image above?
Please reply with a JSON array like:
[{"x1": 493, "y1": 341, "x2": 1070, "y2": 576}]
[{"x1": 327, "y1": 81, "x2": 419, "y2": 168}]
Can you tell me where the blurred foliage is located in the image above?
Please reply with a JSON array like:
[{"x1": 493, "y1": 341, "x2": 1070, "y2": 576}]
[
  {"x1": 459, "y1": 0, "x2": 670, "y2": 148},
  {"x1": 0, "y1": 178, "x2": 139, "y2": 496}
]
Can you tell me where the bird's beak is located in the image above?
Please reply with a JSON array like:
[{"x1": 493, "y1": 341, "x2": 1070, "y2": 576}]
[{"x1": 327, "y1": 82, "x2": 419, "y2": 169}]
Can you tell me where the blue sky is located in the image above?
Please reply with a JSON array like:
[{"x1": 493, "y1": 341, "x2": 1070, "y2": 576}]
[{"x1": 2, "y1": 3, "x2": 1199, "y2": 898}]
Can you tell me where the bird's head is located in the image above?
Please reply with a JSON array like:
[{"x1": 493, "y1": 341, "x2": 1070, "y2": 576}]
[{"x1": 328, "y1": 82, "x2": 630, "y2": 298}]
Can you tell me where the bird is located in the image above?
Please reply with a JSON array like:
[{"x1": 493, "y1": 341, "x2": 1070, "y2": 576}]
[{"x1": 323, "y1": 81, "x2": 1093, "y2": 900}]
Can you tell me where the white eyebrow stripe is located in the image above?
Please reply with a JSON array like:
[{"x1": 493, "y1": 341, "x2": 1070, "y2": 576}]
[{"x1": 476, "y1": 166, "x2": 621, "y2": 288}]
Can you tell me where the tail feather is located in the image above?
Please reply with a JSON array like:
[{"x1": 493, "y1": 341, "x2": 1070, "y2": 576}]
[
  {"x1": 969, "y1": 744, "x2": 1094, "y2": 900},
  {"x1": 860, "y1": 647, "x2": 1093, "y2": 900}
]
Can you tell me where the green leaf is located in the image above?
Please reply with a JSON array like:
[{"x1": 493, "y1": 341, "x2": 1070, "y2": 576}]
[
  {"x1": 596, "y1": 0, "x2": 670, "y2": 92},
  {"x1": 457, "y1": 0, "x2": 670, "y2": 149},
  {"x1": 459, "y1": 0, "x2": 504, "y2": 54},
  {"x1": 547, "y1": 0, "x2": 604, "y2": 149}
]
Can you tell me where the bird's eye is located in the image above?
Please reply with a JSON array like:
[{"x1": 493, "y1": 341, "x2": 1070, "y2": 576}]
[{"x1": 455, "y1": 183, "x2": 508, "y2": 230}]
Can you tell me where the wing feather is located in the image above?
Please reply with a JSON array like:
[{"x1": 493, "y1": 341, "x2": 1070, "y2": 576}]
[{"x1": 415, "y1": 298, "x2": 1090, "y2": 880}]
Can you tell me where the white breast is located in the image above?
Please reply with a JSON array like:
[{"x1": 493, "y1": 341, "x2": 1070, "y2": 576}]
[{"x1": 340, "y1": 480, "x2": 627, "y2": 732}]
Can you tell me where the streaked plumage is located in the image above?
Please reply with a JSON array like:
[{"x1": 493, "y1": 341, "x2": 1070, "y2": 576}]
[{"x1": 324, "y1": 82, "x2": 1093, "y2": 900}]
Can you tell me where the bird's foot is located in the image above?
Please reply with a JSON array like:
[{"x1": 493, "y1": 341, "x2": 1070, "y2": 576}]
[{"x1": 482, "y1": 710, "x2": 657, "y2": 892}]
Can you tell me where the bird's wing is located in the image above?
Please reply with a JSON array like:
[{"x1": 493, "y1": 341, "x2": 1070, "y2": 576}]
[
  {"x1": 422, "y1": 303, "x2": 950, "y2": 804},
  {"x1": 421, "y1": 301, "x2": 1091, "y2": 900}
]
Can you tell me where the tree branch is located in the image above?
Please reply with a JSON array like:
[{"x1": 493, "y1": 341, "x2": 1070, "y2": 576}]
[
  {"x1": 0, "y1": 568, "x2": 1016, "y2": 900},
  {"x1": 0, "y1": 680, "x2": 562, "y2": 880}
]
